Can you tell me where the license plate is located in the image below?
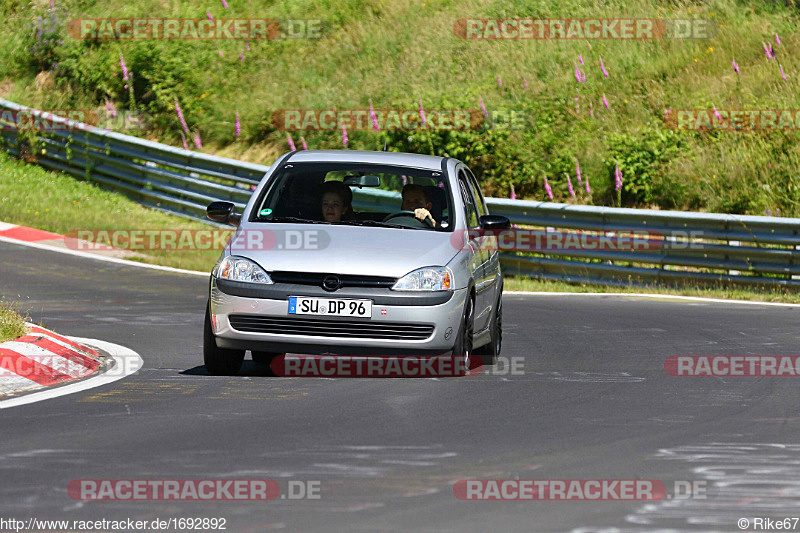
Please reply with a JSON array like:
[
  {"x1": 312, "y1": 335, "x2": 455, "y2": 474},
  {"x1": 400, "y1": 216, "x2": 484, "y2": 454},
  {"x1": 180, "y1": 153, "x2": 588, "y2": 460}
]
[{"x1": 288, "y1": 296, "x2": 372, "y2": 318}]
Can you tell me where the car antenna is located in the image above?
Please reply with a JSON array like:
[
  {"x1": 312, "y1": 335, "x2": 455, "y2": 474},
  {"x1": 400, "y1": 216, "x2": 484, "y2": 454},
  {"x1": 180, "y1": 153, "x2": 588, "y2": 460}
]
[{"x1": 383, "y1": 141, "x2": 387, "y2": 151}]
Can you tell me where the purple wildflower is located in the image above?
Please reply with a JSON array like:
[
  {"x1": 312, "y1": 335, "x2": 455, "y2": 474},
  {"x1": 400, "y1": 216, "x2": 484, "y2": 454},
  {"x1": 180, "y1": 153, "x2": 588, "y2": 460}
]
[
  {"x1": 218, "y1": 50, "x2": 223, "y2": 57},
  {"x1": 401, "y1": 175, "x2": 407, "y2": 186},
  {"x1": 544, "y1": 177, "x2": 553, "y2": 200},
  {"x1": 238, "y1": 52, "x2": 245, "y2": 62},
  {"x1": 369, "y1": 99, "x2": 379, "y2": 131},
  {"x1": 781, "y1": 64, "x2": 787, "y2": 80},
  {"x1": 479, "y1": 96, "x2": 488, "y2": 118},
  {"x1": 732, "y1": 58, "x2": 739, "y2": 73},
  {"x1": 221, "y1": 0, "x2": 228, "y2": 8},
  {"x1": 105, "y1": 100, "x2": 117, "y2": 118},
  {"x1": 581, "y1": 70, "x2": 586, "y2": 83},
  {"x1": 174, "y1": 99, "x2": 189, "y2": 133},
  {"x1": 287, "y1": 133, "x2": 296, "y2": 151},
  {"x1": 235, "y1": 113, "x2": 240, "y2": 137},
  {"x1": 49, "y1": 0, "x2": 54, "y2": 7},
  {"x1": 599, "y1": 56, "x2": 609, "y2": 77},
  {"x1": 419, "y1": 99, "x2": 426, "y2": 127},
  {"x1": 194, "y1": 132, "x2": 202, "y2": 150},
  {"x1": 510, "y1": 184, "x2": 516, "y2": 200},
  {"x1": 574, "y1": 62, "x2": 581, "y2": 82},
  {"x1": 245, "y1": 40, "x2": 250, "y2": 51},
  {"x1": 614, "y1": 163, "x2": 623, "y2": 191},
  {"x1": 180, "y1": 133, "x2": 188, "y2": 150},
  {"x1": 207, "y1": 10, "x2": 213, "y2": 21},
  {"x1": 776, "y1": 33, "x2": 781, "y2": 44},
  {"x1": 497, "y1": 76, "x2": 502, "y2": 87},
  {"x1": 585, "y1": 174, "x2": 592, "y2": 194},
  {"x1": 567, "y1": 175, "x2": 575, "y2": 197},
  {"x1": 576, "y1": 161, "x2": 582, "y2": 185},
  {"x1": 602, "y1": 93, "x2": 609, "y2": 109},
  {"x1": 579, "y1": 54, "x2": 584, "y2": 65},
  {"x1": 523, "y1": 77, "x2": 529, "y2": 89},
  {"x1": 713, "y1": 105, "x2": 721, "y2": 120},
  {"x1": 119, "y1": 52, "x2": 129, "y2": 81},
  {"x1": 763, "y1": 42, "x2": 773, "y2": 60},
  {"x1": 341, "y1": 124, "x2": 348, "y2": 147},
  {"x1": 301, "y1": 137, "x2": 308, "y2": 150}
]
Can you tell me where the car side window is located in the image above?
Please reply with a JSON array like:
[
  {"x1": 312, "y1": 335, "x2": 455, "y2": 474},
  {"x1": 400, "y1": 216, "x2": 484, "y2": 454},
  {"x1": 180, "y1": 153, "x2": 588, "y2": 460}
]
[
  {"x1": 458, "y1": 170, "x2": 480, "y2": 228},
  {"x1": 465, "y1": 168, "x2": 488, "y2": 217}
]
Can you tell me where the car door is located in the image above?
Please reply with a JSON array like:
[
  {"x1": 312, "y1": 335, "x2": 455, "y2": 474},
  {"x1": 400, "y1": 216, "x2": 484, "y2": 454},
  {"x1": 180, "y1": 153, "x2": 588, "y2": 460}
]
[
  {"x1": 465, "y1": 166, "x2": 501, "y2": 312},
  {"x1": 456, "y1": 167, "x2": 491, "y2": 333}
]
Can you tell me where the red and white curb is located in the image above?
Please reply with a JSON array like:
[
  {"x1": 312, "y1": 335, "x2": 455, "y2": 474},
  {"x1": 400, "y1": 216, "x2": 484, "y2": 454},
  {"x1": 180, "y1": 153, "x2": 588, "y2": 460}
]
[
  {"x1": 0, "y1": 324, "x2": 143, "y2": 408},
  {"x1": 0, "y1": 221, "x2": 135, "y2": 259}
]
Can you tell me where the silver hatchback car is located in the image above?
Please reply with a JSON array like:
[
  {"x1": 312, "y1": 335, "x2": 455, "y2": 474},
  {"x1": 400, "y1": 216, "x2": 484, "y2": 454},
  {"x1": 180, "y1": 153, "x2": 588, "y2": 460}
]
[{"x1": 203, "y1": 150, "x2": 509, "y2": 375}]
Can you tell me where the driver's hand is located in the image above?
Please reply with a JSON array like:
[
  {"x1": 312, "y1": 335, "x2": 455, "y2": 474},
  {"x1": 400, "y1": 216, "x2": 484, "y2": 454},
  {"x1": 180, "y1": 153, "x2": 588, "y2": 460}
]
[{"x1": 414, "y1": 208, "x2": 436, "y2": 227}]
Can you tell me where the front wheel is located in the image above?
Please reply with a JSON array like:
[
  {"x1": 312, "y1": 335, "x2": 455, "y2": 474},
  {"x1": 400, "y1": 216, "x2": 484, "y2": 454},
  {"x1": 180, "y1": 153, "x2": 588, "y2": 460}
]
[
  {"x1": 203, "y1": 303, "x2": 245, "y2": 376},
  {"x1": 452, "y1": 296, "x2": 474, "y2": 368},
  {"x1": 474, "y1": 294, "x2": 502, "y2": 365}
]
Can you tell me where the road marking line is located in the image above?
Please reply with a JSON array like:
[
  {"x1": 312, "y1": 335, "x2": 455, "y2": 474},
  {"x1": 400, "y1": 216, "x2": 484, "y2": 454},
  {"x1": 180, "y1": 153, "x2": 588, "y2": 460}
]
[
  {"x1": 0, "y1": 337, "x2": 143, "y2": 409},
  {"x1": 0, "y1": 235, "x2": 208, "y2": 277},
  {"x1": 503, "y1": 290, "x2": 800, "y2": 307}
]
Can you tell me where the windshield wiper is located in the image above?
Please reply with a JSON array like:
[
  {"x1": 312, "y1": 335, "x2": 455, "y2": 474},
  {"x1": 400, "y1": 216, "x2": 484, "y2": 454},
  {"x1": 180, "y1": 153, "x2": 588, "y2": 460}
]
[
  {"x1": 338, "y1": 220, "x2": 426, "y2": 229},
  {"x1": 260, "y1": 216, "x2": 326, "y2": 224}
]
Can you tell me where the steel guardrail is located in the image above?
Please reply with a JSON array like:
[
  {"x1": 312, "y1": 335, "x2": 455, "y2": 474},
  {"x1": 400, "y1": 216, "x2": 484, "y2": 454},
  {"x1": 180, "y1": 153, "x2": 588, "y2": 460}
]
[{"x1": 1, "y1": 98, "x2": 798, "y2": 289}]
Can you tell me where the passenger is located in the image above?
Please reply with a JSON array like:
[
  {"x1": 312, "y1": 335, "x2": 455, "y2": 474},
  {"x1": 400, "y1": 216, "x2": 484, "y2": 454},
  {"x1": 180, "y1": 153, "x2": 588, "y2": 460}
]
[
  {"x1": 320, "y1": 181, "x2": 353, "y2": 222},
  {"x1": 401, "y1": 184, "x2": 436, "y2": 227}
]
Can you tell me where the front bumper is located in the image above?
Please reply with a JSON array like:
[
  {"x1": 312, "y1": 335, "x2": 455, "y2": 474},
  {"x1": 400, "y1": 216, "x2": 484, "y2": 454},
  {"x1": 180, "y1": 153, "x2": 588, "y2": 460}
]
[{"x1": 209, "y1": 278, "x2": 467, "y2": 355}]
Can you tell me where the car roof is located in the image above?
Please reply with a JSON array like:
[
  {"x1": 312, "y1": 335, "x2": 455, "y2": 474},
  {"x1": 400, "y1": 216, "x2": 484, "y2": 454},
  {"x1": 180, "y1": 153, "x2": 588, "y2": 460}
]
[{"x1": 283, "y1": 150, "x2": 448, "y2": 171}]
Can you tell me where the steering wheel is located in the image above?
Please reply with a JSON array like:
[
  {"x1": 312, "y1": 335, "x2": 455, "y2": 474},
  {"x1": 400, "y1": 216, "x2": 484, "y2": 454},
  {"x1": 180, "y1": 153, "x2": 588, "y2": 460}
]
[{"x1": 382, "y1": 210, "x2": 434, "y2": 228}]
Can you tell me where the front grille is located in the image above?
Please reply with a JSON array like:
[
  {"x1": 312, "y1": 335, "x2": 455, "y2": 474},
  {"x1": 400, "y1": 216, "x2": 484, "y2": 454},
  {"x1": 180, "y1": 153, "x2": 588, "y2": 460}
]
[
  {"x1": 269, "y1": 271, "x2": 396, "y2": 289},
  {"x1": 229, "y1": 315, "x2": 434, "y2": 340}
]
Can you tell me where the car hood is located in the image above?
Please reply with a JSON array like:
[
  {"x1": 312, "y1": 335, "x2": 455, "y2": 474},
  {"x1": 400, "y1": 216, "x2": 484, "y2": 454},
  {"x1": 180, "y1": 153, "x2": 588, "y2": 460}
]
[{"x1": 229, "y1": 223, "x2": 459, "y2": 279}]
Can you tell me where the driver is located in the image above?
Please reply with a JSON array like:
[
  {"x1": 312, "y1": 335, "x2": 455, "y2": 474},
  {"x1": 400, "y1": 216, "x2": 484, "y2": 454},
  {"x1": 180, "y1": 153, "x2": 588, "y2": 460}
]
[{"x1": 401, "y1": 184, "x2": 436, "y2": 227}]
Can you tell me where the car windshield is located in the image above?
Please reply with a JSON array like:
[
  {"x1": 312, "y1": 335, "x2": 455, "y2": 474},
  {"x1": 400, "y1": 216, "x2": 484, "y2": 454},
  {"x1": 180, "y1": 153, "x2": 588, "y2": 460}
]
[{"x1": 251, "y1": 162, "x2": 454, "y2": 231}]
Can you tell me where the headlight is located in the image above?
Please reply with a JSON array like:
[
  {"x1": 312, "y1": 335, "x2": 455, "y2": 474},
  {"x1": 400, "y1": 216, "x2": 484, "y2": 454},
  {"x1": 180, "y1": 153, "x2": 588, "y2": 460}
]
[
  {"x1": 215, "y1": 256, "x2": 273, "y2": 284},
  {"x1": 392, "y1": 267, "x2": 452, "y2": 291}
]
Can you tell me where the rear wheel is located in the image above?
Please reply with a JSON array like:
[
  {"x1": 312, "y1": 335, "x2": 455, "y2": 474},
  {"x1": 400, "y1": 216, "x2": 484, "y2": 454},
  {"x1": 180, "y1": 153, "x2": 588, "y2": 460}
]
[
  {"x1": 203, "y1": 303, "x2": 245, "y2": 376},
  {"x1": 474, "y1": 294, "x2": 502, "y2": 365}
]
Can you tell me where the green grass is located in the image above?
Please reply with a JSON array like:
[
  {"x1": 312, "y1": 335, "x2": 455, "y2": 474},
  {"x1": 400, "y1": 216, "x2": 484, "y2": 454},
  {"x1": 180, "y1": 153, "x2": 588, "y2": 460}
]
[
  {"x1": 1, "y1": 0, "x2": 799, "y2": 215},
  {"x1": 0, "y1": 151, "x2": 221, "y2": 272},
  {"x1": 0, "y1": 302, "x2": 27, "y2": 343}
]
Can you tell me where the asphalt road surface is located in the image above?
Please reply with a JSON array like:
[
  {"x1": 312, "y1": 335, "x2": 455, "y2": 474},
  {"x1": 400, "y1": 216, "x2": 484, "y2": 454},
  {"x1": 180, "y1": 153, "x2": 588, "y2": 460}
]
[{"x1": 1, "y1": 240, "x2": 800, "y2": 532}]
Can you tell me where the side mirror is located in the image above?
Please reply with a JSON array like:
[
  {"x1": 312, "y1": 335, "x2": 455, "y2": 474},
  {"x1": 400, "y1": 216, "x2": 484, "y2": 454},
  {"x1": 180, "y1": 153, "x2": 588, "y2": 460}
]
[
  {"x1": 479, "y1": 214, "x2": 511, "y2": 230},
  {"x1": 207, "y1": 201, "x2": 241, "y2": 226}
]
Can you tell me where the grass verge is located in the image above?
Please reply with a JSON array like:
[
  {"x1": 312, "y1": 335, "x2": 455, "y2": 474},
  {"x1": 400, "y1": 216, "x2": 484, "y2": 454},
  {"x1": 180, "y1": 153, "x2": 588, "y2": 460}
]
[
  {"x1": 0, "y1": 302, "x2": 27, "y2": 343},
  {"x1": 0, "y1": 150, "x2": 221, "y2": 272}
]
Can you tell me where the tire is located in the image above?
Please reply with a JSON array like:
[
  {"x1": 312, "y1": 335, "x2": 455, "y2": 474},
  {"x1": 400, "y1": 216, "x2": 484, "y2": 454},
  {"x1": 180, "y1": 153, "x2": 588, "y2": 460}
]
[
  {"x1": 203, "y1": 303, "x2": 245, "y2": 376},
  {"x1": 251, "y1": 351, "x2": 282, "y2": 365},
  {"x1": 452, "y1": 296, "x2": 474, "y2": 366},
  {"x1": 474, "y1": 294, "x2": 502, "y2": 365}
]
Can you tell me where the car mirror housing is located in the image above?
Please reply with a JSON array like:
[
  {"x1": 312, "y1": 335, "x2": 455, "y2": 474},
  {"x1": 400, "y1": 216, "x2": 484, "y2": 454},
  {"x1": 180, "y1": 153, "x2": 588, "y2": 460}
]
[
  {"x1": 479, "y1": 215, "x2": 511, "y2": 230},
  {"x1": 207, "y1": 201, "x2": 241, "y2": 226}
]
